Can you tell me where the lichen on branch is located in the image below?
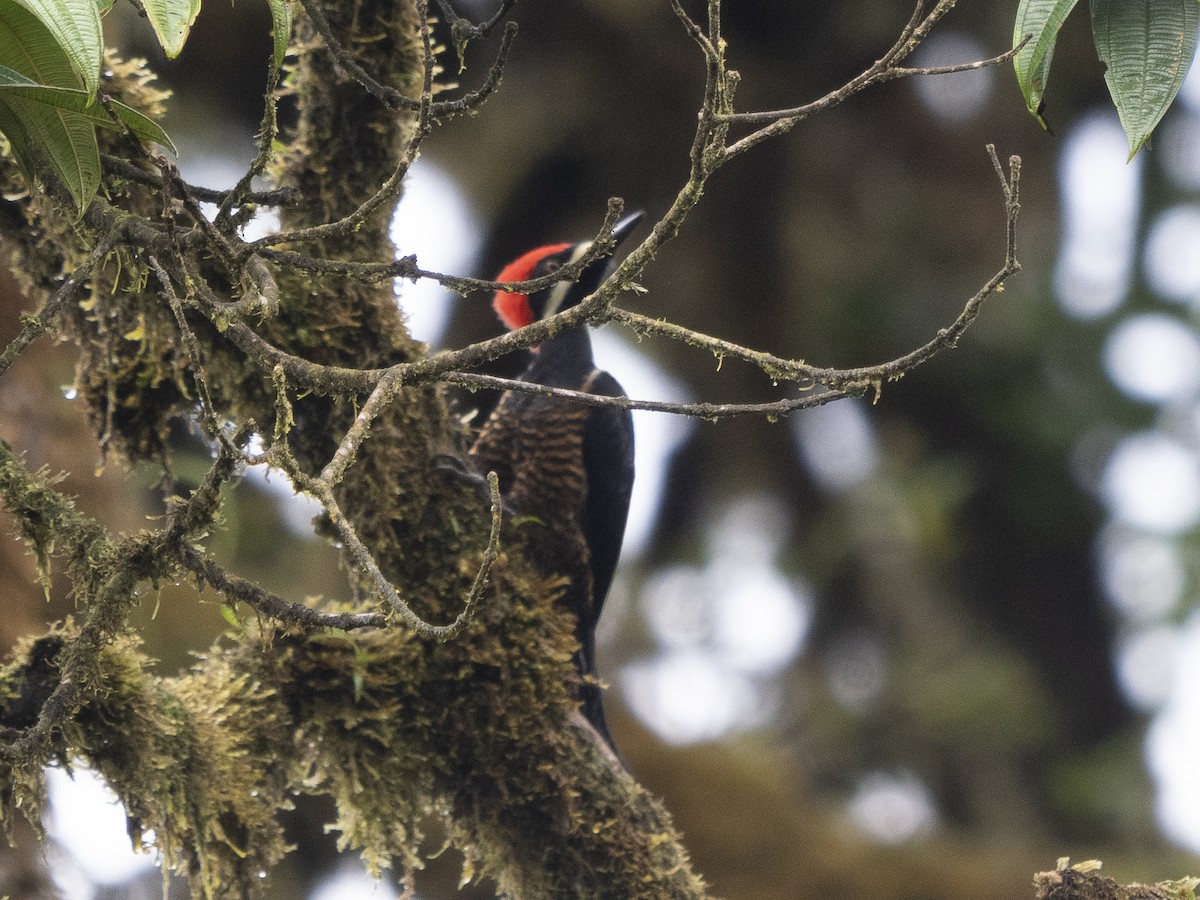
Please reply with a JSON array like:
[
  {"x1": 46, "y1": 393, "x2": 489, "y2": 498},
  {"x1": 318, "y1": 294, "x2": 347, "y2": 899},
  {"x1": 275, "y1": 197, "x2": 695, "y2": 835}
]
[{"x1": 0, "y1": 0, "x2": 1040, "y2": 897}]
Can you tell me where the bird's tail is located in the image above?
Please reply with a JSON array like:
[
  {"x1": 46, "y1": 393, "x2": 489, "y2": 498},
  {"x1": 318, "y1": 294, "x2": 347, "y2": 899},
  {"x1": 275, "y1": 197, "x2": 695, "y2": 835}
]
[{"x1": 575, "y1": 637, "x2": 618, "y2": 752}]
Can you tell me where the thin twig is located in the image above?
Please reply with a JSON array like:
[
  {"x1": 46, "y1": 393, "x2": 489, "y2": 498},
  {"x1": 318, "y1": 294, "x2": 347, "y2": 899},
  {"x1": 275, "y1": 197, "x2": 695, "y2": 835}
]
[
  {"x1": 669, "y1": 0, "x2": 714, "y2": 58},
  {"x1": 720, "y1": 4, "x2": 1024, "y2": 162},
  {"x1": 251, "y1": 199, "x2": 623, "y2": 298},
  {"x1": 242, "y1": 0, "x2": 436, "y2": 252},
  {"x1": 215, "y1": 59, "x2": 286, "y2": 225},
  {"x1": 433, "y1": 0, "x2": 516, "y2": 41},
  {"x1": 214, "y1": 145, "x2": 1020, "y2": 422},
  {"x1": 148, "y1": 255, "x2": 232, "y2": 447},
  {"x1": 296, "y1": 0, "x2": 516, "y2": 119},
  {"x1": 152, "y1": 155, "x2": 241, "y2": 268},
  {"x1": 320, "y1": 368, "x2": 405, "y2": 486},
  {"x1": 101, "y1": 155, "x2": 301, "y2": 206},
  {"x1": 181, "y1": 546, "x2": 388, "y2": 630},
  {"x1": 0, "y1": 229, "x2": 122, "y2": 381},
  {"x1": 162, "y1": 436, "x2": 247, "y2": 547},
  {"x1": 725, "y1": 43, "x2": 1023, "y2": 129},
  {"x1": 283, "y1": 463, "x2": 501, "y2": 640},
  {"x1": 444, "y1": 370, "x2": 859, "y2": 417},
  {"x1": 446, "y1": 21, "x2": 518, "y2": 113}
]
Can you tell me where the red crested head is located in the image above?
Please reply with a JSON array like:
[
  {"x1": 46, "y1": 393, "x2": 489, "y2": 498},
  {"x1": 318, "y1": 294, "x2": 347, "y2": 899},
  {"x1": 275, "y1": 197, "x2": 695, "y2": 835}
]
[
  {"x1": 492, "y1": 242, "x2": 571, "y2": 331},
  {"x1": 490, "y1": 212, "x2": 645, "y2": 336}
]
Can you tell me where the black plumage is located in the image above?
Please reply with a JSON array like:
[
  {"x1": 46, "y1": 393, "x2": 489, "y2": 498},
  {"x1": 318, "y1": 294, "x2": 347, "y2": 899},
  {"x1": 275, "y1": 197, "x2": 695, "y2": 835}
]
[{"x1": 469, "y1": 213, "x2": 641, "y2": 749}]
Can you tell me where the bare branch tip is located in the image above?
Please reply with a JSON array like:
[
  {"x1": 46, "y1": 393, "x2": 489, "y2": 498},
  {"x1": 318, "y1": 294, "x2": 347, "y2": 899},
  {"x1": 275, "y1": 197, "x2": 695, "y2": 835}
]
[{"x1": 431, "y1": 468, "x2": 503, "y2": 643}]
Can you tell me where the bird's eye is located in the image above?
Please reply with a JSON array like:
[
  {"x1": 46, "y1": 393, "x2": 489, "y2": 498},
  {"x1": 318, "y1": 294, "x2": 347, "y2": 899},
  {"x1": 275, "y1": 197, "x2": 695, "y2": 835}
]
[{"x1": 537, "y1": 258, "x2": 562, "y2": 276}]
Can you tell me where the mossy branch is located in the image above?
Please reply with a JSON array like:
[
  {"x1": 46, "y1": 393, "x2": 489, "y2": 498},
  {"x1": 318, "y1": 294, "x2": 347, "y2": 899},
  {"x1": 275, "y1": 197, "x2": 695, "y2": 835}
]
[
  {"x1": 1034, "y1": 859, "x2": 1200, "y2": 900},
  {"x1": 0, "y1": 0, "x2": 1039, "y2": 897}
]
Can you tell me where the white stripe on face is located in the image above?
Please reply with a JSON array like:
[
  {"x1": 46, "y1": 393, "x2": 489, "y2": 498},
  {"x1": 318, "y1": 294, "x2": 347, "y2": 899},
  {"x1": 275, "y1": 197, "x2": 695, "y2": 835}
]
[{"x1": 540, "y1": 241, "x2": 595, "y2": 320}]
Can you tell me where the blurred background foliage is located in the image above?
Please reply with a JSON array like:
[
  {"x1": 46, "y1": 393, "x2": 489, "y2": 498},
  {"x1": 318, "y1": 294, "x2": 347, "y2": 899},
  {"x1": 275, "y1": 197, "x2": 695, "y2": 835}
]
[{"x1": 2, "y1": 1, "x2": 1198, "y2": 898}]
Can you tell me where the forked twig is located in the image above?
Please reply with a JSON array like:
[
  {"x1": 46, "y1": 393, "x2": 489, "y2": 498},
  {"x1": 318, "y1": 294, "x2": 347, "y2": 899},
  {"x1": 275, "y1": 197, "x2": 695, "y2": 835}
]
[
  {"x1": 283, "y1": 460, "x2": 502, "y2": 640},
  {"x1": 0, "y1": 229, "x2": 122, "y2": 381}
]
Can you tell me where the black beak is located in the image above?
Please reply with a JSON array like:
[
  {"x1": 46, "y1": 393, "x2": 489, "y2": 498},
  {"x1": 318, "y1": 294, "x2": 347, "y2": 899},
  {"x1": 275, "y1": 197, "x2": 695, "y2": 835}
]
[{"x1": 610, "y1": 210, "x2": 645, "y2": 247}]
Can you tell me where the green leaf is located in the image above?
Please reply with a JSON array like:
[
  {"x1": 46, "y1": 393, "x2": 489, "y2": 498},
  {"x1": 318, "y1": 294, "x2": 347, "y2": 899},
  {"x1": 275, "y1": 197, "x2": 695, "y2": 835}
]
[
  {"x1": 267, "y1": 0, "x2": 290, "y2": 72},
  {"x1": 0, "y1": 1, "x2": 99, "y2": 208},
  {"x1": 0, "y1": 64, "x2": 176, "y2": 152},
  {"x1": 4, "y1": 0, "x2": 102, "y2": 96},
  {"x1": 142, "y1": 0, "x2": 202, "y2": 58},
  {"x1": 102, "y1": 96, "x2": 176, "y2": 152},
  {"x1": 1091, "y1": 0, "x2": 1200, "y2": 159},
  {"x1": 220, "y1": 603, "x2": 242, "y2": 629},
  {"x1": 0, "y1": 0, "x2": 85, "y2": 87},
  {"x1": 0, "y1": 96, "x2": 36, "y2": 183},
  {"x1": 1013, "y1": 0, "x2": 1084, "y2": 127},
  {"x1": 0, "y1": 93, "x2": 98, "y2": 210}
]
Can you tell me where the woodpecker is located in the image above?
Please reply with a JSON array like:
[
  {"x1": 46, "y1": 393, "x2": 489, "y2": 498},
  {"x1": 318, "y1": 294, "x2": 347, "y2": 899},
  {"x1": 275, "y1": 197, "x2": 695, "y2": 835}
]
[{"x1": 469, "y1": 212, "x2": 642, "y2": 750}]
